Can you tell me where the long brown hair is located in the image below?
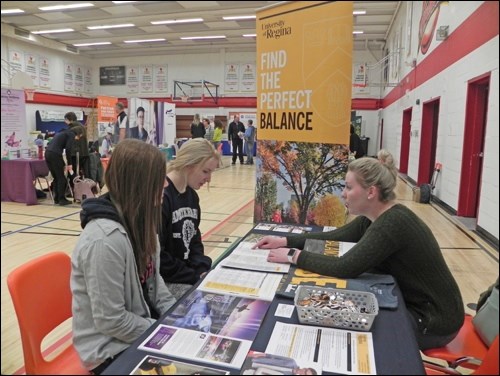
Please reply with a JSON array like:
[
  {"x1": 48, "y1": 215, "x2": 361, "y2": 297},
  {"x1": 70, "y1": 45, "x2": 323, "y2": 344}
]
[{"x1": 105, "y1": 139, "x2": 166, "y2": 274}]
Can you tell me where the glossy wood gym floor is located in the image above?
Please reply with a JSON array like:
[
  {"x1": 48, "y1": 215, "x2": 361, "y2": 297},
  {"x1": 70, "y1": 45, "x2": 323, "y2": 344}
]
[{"x1": 1, "y1": 156, "x2": 498, "y2": 375}]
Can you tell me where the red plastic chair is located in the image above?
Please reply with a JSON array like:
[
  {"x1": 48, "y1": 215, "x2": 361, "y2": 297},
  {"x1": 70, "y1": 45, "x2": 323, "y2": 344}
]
[
  {"x1": 423, "y1": 314, "x2": 499, "y2": 375},
  {"x1": 424, "y1": 336, "x2": 498, "y2": 375},
  {"x1": 7, "y1": 252, "x2": 89, "y2": 375}
]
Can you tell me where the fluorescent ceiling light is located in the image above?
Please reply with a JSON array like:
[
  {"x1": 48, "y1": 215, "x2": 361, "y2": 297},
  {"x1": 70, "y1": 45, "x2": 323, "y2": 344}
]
[
  {"x1": 223, "y1": 15, "x2": 256, "y2": 21},
  {"x1": 353, "y1": 10, "x2": 366, "y2": 15},
  {"x1": 87, "y1": 24, "x2": 135, "y2": 30},
  {"x1": 38, "y1": 3, "x2": 94, "y2": 11},
  {"x1": 73, "y1": 42, "x2": 111, "y2": 47},
  {"x1": 353, "y1": 31, "x2": 364, "y2": 34},
  {"x1": 32, "y1": 28, "x2": 75, "y2": 34},
  {"x1": 243, "y1": 34, "x2": 257, "y2": 37},
  {"x1": 151, "y1": 18, "x2": 203, "y2": 25},
  {"x1": 124, "y1": 38, "x2": 166, "y2": 43},
  {"x1": 112, "y1": 1, "x2": 137, "y2": 3},
  {"x1": 1, "y1": 8, "x2": 25, "y2": 14},
  {"x1": 180, "y1": 35, "x2": 226, "y2": 40}
]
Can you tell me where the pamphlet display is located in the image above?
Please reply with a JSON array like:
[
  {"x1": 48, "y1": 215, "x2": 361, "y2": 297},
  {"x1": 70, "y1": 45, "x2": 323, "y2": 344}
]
[{"x1": 130, "y1": 355, "x2": 229, "y2": 375}]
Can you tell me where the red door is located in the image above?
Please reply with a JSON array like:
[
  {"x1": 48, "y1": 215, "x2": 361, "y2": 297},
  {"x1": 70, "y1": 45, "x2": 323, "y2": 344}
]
[
  {"x1": 417, "y1": 99, "x2": 440, "y2": 185},
  {"x1": 399, "y1": 108, "x2": 412, "y2": 174},
  {"x1": 458, "y1": 73, "x2": 490, "y2": 217}
]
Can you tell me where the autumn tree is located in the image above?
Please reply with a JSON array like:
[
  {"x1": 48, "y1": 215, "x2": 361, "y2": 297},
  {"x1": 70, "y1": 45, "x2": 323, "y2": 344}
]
[
  {"x1": 255, "y1": 172, "x2": 278, "y2": 221},
  {"x1": 313, "y1": 194, "x2": 346, "y2": 227},
  {"x1": 259, "y1": 141, "x2": 349, "y2": 223}
]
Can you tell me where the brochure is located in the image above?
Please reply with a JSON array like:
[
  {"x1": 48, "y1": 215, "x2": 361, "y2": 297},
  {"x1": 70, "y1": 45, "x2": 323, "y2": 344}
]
[
  {"x1": 162, "y1": 289, "x2": 271, "y2": 341},
  {"x1": 138, "y1": 324, "x2": 250, "y2": 369},
  {"x1": 130, "y1": 355, "x2": 229, "y2": 375},
  {"x1": 219, "y1": 241, "x2": 290, "y2": 273},
  {"x1": 253, "y1": 223, "x2": 313, "y2": 234},
  {"x1": 240, "y1": 350, "x2": 322, "y2": 375},
  {"x1": 198, "y1": 266, "x2": 282, "y2": 301},
  {"x1": 265, "y1": 322, "x2": 376, "y2": 375}
]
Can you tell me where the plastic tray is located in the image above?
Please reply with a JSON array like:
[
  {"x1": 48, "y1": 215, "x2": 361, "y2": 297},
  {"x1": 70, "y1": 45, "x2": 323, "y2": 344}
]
[{"x1": 294, "y1": 285, "x2": 379, "y2": 331}]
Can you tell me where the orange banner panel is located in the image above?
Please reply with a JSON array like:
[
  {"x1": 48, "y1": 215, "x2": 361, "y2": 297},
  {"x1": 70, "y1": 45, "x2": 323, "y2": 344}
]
[{"x1": 257, "y1": 1, "x2": 353, "y2": 144}]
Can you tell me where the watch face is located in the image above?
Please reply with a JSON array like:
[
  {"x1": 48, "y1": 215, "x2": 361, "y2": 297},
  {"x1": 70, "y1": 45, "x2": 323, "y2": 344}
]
[{"x1": 288, "y1": 248, "x2": 295, "y2": 257}]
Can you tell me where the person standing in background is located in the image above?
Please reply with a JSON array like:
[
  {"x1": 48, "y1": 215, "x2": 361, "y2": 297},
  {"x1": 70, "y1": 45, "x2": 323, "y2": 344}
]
[
  {"x1": 64, "y1": 111, "x2": 89, "y2": 179},
  {"x1": 349, "y1": 124, "x2": 365, "y2": 159},
  {"x1": 100, "y1": 127, "x2": 114, "y2": 157},
  {"x1": 203, "y1": 118, "x2": 214, "y2": 144},
  {"x1": 159, "y1": 138, "x2": 221, "y2": 300},
  {"x1": 190, "y1": 114, "x2": 205, "y2": 139},
  {"x1": 244, "y1": 119, "x2": 256, "y2": 165},
  {"x1": 228, "y1": 115, "x2": 245, "y2": 165},
  {"x1": 212, "y1": 119, "x2": 224, "y2": 151},
  {"x1": 45, "y1": 125, "x2": 84, "y2": 206},
  {"x1": 115, "y1": 102, "x2": 135, "y2": 142}
]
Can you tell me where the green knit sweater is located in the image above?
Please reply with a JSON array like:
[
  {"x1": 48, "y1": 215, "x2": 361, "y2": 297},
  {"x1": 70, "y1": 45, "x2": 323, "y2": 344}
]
[{"x1": 288, "y1": 204, "x2": 464, "y2": 336}]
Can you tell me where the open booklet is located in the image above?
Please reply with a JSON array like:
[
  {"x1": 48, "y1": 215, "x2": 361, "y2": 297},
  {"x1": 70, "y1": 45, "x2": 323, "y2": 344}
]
[
  {"x1": 265, "y1": 322, "x2": 376, "y2": 375},
  {"x1": 198, "y1": 266, "x2": 282, "y2": 301},
  {"x1": 219, "y1": 241, "x2": 290, "y2": 273},
  {"x1": 138, "y1": 324, "x2": 251, "y2": 370},
  {"x1": 130, "y1": 355, "x2": 230, "y2": 375},
  {"x1": 241, "y1": 350, "x2": 322, "y2": 375},
  {"x1": 161, "y1": 289, "x2": 271, "y2": 342}
]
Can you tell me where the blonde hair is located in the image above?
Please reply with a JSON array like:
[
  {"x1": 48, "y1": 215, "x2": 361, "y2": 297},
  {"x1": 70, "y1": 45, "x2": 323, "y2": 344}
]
[
  {"x1": 377, "y1": 149, "x2": 394, "y2": 165},
  {"x1": 168, "y1": 138, "x2": 221, "y2": 173},
  {"x1": 348, "y1": 154, "x2": 398, "y2": 202}
]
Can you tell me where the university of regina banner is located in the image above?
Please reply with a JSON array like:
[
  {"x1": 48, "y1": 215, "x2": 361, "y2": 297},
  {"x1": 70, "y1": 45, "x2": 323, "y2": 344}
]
[
  {"x1": 253, "y1": 1, "x2": 353, "y2": 226},
  {"x1": 257, "y1": 1, "x2": 353, "y2": 145}
]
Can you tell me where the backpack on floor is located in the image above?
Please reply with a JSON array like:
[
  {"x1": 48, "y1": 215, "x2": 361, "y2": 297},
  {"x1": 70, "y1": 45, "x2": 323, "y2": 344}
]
[
  {"x1": 413, "y1": 163, "x2": 442, "y2": 204},
  {"x1": 419, "y1": 183, "x2": 432, "y2": 204}
]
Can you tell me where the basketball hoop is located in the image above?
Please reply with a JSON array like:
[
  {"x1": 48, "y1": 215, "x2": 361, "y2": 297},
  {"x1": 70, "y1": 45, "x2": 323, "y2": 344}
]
[
  {"x1": 180, "y1": 95, "x2": 190, "y2": 103},
  {"x1": 25, "y1": 88, "x2": 36, "y2": 101}
]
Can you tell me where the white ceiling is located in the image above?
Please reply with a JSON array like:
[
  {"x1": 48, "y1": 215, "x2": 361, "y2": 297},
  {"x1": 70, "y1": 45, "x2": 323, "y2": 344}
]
[{"x1": 1, "y1": 1, "x2": 400, "y2": 58}]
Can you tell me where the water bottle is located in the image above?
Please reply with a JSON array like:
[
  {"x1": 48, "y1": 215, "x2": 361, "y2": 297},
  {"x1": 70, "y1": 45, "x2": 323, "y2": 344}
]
[{"x1": 38, "y1": 145, "x2": 43, "y2": 160}]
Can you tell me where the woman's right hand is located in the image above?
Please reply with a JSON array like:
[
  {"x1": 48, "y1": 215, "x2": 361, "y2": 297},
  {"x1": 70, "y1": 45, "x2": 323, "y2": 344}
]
[{"x1": 252, "y1": 236, "x2": 287, "y2": 249}]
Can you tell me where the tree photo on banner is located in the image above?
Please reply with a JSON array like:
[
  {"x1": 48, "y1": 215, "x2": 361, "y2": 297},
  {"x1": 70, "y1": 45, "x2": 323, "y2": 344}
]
[{"x1": 255, "y1": 1, "x2": 353, "y2": 226}]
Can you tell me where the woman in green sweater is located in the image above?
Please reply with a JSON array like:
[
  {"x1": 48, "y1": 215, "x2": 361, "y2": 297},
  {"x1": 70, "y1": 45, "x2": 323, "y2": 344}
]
[{"x1": 254, "y1": 152, "x2": 464, "y2": 350}]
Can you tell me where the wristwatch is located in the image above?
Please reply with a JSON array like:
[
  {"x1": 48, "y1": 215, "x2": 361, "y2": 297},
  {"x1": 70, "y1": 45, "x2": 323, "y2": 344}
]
[{"x1": 287, "y1": 248, "x2": 297, "y2": 264}]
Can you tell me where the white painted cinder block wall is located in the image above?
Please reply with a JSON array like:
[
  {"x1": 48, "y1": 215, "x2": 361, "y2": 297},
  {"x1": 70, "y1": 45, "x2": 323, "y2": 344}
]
[{"x1": 379, "y1": 1, "x2": 499, "y2": 238}]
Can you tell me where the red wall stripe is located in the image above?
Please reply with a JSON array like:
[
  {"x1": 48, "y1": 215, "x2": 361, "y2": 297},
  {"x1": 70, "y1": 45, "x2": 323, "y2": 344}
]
[
  {"x1": 383, "y1": 1, "x2": 499, "y2": 108},
  {"x1": 27, "y1": 94, "x2": 381, "y2": 111}
]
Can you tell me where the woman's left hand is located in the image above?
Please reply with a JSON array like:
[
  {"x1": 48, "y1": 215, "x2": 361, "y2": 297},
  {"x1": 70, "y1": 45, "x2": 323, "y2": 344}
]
[{"x1": 267, "y1": 248, "x2": 291, "y2": 264}]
